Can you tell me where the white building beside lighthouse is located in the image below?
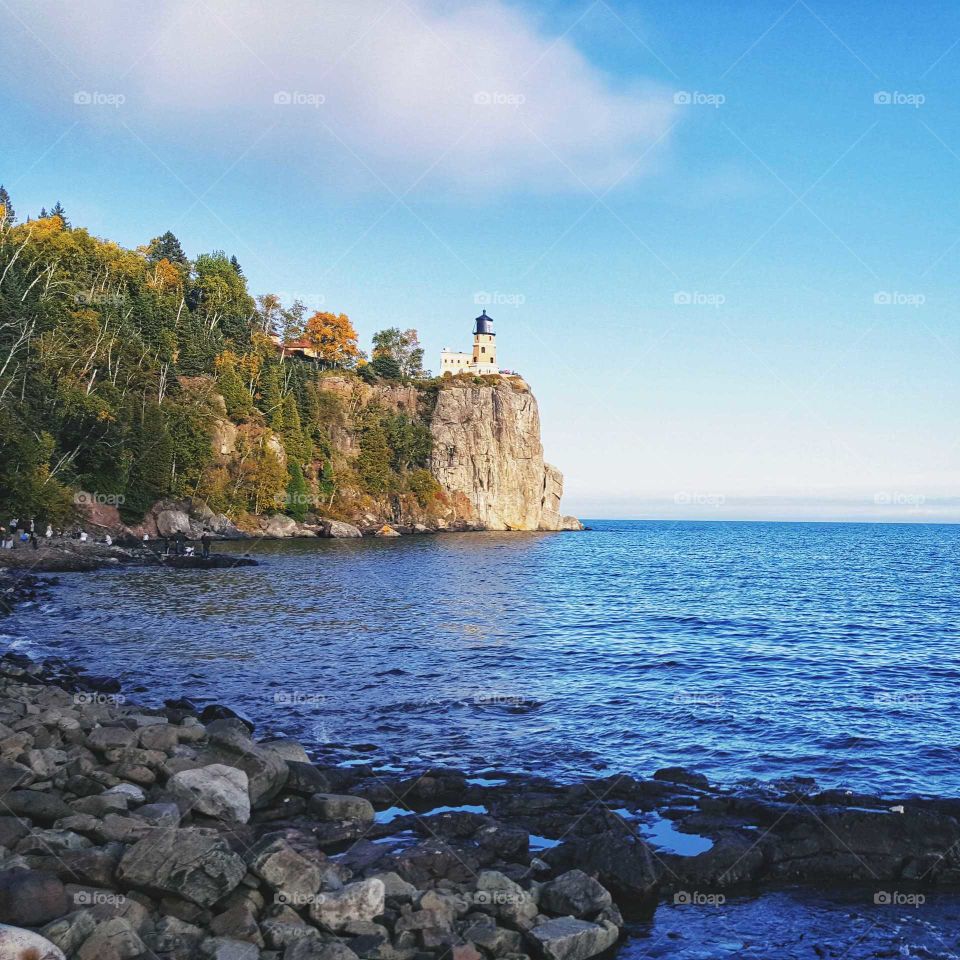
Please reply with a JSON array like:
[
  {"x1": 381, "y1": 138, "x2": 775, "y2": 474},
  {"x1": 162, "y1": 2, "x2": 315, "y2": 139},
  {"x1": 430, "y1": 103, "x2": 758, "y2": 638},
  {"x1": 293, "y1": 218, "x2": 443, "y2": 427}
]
[{"x1": 440, "y1": 310, "x2": 499, "y2": 376}]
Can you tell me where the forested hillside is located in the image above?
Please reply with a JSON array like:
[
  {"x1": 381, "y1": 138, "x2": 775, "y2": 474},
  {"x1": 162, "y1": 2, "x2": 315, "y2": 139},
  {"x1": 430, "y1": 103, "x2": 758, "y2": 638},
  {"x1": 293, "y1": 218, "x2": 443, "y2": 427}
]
[{"x1": 0, "y1": 188, "x2": 448, "y2": 529}]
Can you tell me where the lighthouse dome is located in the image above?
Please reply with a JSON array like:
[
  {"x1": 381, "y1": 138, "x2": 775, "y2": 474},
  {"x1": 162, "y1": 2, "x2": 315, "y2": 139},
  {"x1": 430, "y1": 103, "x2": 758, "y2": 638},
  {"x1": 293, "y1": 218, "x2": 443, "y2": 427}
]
[{"x1": 474, "y1": 310, "x2": 494, "y2": 335}]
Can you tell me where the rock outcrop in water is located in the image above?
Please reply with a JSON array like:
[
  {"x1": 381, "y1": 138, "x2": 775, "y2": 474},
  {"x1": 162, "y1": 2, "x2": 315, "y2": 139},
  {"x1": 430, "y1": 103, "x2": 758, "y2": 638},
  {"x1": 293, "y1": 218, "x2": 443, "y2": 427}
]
[{"x1": 430, "y1": 379, "x2": 582, "y2": 532}]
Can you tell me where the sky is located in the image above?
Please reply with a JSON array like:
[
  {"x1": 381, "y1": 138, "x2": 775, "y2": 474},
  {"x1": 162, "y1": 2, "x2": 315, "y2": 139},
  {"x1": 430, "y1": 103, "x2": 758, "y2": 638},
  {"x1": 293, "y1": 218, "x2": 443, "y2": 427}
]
[{"x1": 2, "y1": 0, "x2": 959, "y2": 522}]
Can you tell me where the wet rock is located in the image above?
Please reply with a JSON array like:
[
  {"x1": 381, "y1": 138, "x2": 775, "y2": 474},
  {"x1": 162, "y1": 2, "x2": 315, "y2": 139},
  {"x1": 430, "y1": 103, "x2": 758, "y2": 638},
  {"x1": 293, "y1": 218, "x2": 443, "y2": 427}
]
[
  {"x1": 286, "y1": 761, "x2": 332, "y2": 796},
  {"x1": 474, "y1": 871, "x2": 538, "y2": 924},
  {"x1": 309, "y1": 793, "x2": 375, "y2": 822},
  {"x1": 169, "y1": 764, "x2": 251, "y2": 823},
  {"x1": 528, "y1": 917, "x2": 619, "y2": 960},
  {"x1": 260, "y1": 738, "x2": 310, "y2": 763},
  {"x1": 652, "y1": 767, "x2": 709, "y2": 790},
  {"x1": 0, "y1": 868, "x2": 69, "y2": 924},
  {"x1": 117, "y1": 827, "x2": 246, "y2": 907},
  {"x1": 545, "y1": 832, "x2": 659, "y2": 901},
  {"x1": 309, "y1": 878, "x2": 385, "y2": 932},
  {"x1": 538, "y1": 870, "x2": 612, "y2": 919}
]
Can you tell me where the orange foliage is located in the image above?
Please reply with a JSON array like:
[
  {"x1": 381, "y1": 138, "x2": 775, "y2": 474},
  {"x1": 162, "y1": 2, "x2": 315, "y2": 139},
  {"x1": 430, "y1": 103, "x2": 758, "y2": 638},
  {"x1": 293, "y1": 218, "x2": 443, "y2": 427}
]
[{"x1": 304, "y1": 311, "x2": 361, "y2": 367}]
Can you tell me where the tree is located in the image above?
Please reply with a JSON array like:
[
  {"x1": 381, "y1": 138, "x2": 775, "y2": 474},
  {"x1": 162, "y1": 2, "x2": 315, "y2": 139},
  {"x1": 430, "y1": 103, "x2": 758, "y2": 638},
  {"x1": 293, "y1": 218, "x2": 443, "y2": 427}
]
[
  {"x1": 371, "y1": 353, "x2": 402, "y2": 380},
  {"x1": 384, "y1": 413, "x2": 432, "y2": 471},
  {"x1": 147, "y1": 231, "x2": 189, "y2": 268},
  {"x1": 304, "y1": 311, "x2": 361, "y2": 368},
  {"x1": 39, "y1": 207, "x2": 48, "y2": 218},
  {"x1": 371, "y1": 327, "x2": 425, "y2": 378},
  {"x1": 356, "y1": 419, "x2": 393, "y2": 494},
  {"x1": 215, "y1": 352, "x2": 253, "y2": 419},
  {"x1": 285, "y1": 462, "x2": 309, "y2": 521},
  {"x1": 49, "y1": 201, "x2": 69, "y2": 227},
  {"x1": 230, "y1": 255, "x2": 244, "y2": 278},
  {"x1": 0, "y1": 185, "x2": 14, "y2": 223},
  {"x1": 126, "y1": 404, "x2": 173, "y2": 514}
]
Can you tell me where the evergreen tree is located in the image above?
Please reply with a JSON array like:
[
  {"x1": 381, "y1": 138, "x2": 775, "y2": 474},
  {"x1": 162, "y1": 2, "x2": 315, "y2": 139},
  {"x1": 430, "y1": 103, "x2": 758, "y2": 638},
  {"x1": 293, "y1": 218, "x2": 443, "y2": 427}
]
[
  {"x1": 126, "y1": 404, "x2": 173, "y2": 514},
  {"x1": 147, "y1": 231, "x2": 189, "y2": 268},
  {"x1": 0, "y1": 185, "x2": 14, "y2": 223},
  {"x1": 285, "y1": 462, "x2": 309, "y2": 521},
  {"x1": 230, "y1": 255, "x2": 244, "y2": 278},
  {"x1": 371, "y1": 353, "x2": 403, "y2": 380},
  {"x1": 356, "y1": 419, "x2": 393, "y2": 495},
  {"x1": 49, "y1": 201, "x2": 69, "y2": 227},
  {"x1": 39, "y1": 207, "x2": 48, "y2": 218}
]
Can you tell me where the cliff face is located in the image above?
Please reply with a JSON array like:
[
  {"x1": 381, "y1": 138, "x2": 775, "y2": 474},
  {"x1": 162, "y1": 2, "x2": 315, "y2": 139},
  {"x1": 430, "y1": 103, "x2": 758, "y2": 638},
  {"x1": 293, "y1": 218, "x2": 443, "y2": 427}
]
[{"x1": 430, "y1": 378, "x2": 582, "y2": 531}]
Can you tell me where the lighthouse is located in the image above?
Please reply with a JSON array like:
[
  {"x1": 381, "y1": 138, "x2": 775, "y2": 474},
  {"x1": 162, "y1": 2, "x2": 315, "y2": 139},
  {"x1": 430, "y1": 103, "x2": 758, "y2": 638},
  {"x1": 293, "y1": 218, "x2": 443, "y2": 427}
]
[{"x1": 439, "y1": 309, "x2": 500, "y2": 376}]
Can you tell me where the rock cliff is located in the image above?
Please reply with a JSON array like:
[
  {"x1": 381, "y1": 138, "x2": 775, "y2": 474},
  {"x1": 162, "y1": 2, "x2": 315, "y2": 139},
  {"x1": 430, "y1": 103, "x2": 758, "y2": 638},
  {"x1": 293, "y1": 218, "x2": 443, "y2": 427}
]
[{"x1": 430, "y1": 378, "x2": 582, "y2": 531}]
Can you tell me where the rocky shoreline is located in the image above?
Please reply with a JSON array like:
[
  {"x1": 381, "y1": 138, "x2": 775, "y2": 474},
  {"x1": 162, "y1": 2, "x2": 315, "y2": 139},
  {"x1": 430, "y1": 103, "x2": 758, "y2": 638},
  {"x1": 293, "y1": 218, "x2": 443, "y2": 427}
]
[{"x1": 1, "y1": 581, "x2": 958, "y2": 959}]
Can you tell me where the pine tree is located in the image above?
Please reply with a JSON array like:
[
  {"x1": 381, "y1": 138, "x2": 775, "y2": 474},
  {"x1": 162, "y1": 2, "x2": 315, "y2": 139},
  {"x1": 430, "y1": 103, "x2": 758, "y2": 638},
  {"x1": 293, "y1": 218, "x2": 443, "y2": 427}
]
[
  {"x1": 39, "y1": 207, "x2": 48, "y2": 218},
  {"x1": 147, "y1": 231, "x2": 189, "y2": 268},
  {"x1": 285, "y1": 462, "x2": 309, "y2": 521},
  {"x1": 126, "y1": 404, "x2": 173, "y2": 514},
  {"x1": 49, "y1": 201, "x2": 69, "y2": 227},
  {"x1": 0, "y1": 185, "x2": 15, "y2": 223},
  {"x1": 230, "y1": 255, "x2": 244, "y2": 278}
]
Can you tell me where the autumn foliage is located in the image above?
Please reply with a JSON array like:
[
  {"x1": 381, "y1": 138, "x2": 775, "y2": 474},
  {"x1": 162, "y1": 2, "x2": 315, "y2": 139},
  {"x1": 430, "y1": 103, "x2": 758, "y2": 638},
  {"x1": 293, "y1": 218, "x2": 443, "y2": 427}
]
[{"x1": 304, "y1": 311, "x2": 361, "y2": 367}]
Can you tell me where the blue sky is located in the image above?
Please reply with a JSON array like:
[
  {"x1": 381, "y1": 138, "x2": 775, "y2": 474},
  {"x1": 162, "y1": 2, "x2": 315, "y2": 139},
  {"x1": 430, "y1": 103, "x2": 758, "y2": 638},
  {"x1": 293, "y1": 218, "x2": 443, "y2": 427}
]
[{"x1": 3, "y1": 0, "x2": 959, "y2": 521}]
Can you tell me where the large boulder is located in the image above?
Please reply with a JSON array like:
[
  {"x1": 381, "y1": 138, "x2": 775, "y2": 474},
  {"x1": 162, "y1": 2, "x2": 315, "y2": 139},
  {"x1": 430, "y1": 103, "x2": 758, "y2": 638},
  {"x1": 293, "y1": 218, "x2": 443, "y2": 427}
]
[
  {"x1": 156, "y1": 509, "x2": 194, "y2": 538},
  {"x1": 308, "y1": 878, "x2": 385, "y2": 932},
  {"x1": 546, "y1": 832, "x2": 659, "y2": 901},
  {"x1": 318, "y1": 520, "x2": 362, "y2": 539},
  {"x1": 528, "y1": 917, "x2": 619, "y2": 960},
  {"x1": 308, "y1": 794, "x2": 374, "y2": 822},
  {"x1": 0, "y1": 869, "x2": 69, "y2": 925},
  {"x1": 539, "y1": 870, "x2": 612, "y2": 918},
  {"x1": 261, "y1": 514, "x2": 298, "y2": 538},
  {"x1": 116, "y1": 827, "x2": 246, "y2": 907},
  {"x1": 247, "y1": 836, "x2": 322, "y2": 903},
  {"x1": 168, "y1": 764, "x2": 251, "y2": 823},
  {"x1": 198, "y1": 737, "x2": 288, "y2": 809},
  {"x1": 0, "y1": 923, "x2": 66, "y2": 960},
  {"x1": 76, "y1": 917, "x2": 145, "y2": 960}
]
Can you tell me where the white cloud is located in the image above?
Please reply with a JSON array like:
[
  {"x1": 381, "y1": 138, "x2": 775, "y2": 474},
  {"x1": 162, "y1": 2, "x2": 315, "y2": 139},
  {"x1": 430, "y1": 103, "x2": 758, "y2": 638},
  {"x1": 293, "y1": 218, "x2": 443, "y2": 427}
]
[{"x1": 9, "y1": 0, "x2": 677, "y2": 193}]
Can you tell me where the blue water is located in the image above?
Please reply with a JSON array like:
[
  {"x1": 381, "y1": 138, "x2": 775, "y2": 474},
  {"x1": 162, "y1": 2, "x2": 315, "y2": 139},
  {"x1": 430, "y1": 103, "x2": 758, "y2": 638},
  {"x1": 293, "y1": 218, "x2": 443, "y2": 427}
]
[{"x1": 6, "y1": 520, "x2": 960, "y2": 796}]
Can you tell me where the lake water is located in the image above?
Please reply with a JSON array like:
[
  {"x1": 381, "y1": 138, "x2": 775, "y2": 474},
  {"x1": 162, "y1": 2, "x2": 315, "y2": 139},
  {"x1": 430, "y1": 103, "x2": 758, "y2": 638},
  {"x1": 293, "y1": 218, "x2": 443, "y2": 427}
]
[{"x1": 6, "y1": 520, "x2": 959, "y2": 796}]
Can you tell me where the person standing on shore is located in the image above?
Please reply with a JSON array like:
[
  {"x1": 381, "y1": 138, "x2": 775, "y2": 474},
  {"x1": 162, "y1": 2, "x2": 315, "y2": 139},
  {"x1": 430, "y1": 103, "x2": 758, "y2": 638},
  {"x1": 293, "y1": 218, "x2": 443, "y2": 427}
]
[
  {"x1": 29, "y1": 532, "x2": 38, "y2": 550},
  {"x1": 45, "y1": 524, "x2": 53, "y2": 538},
  {"x1": 201, "y1": 532, "x2": 211, "y2": 559}
]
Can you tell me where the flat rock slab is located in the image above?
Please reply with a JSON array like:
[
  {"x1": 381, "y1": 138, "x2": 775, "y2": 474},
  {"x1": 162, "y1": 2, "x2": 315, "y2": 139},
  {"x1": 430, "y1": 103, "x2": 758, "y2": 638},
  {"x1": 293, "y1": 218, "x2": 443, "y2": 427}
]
[{"x1": 529, "y1": 917, "x2": 619, "y2": 960}]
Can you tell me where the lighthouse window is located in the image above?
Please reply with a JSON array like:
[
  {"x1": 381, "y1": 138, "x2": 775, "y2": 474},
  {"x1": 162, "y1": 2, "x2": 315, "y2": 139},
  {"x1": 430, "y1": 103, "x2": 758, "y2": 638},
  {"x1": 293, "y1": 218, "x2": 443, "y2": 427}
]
[{"x1": 481, "y1": 346, "x2": 486, "y2": 353}]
